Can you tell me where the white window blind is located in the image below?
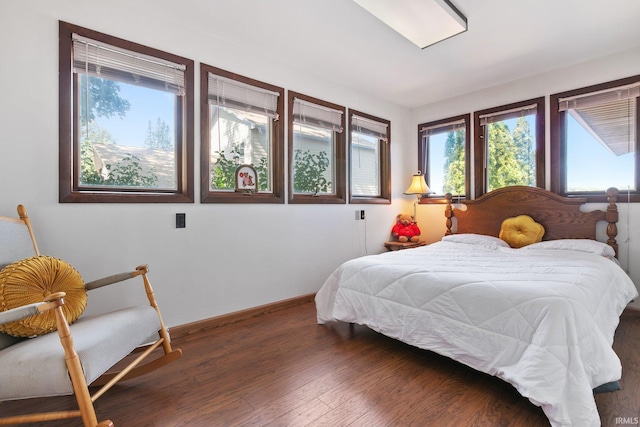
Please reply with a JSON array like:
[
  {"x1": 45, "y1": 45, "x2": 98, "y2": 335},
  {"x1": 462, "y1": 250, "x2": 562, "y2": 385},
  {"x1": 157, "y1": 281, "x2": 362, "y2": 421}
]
[
  {"x1": 558, "y1": 84, "x2": 639, "y2": 156},
  {"x1": 72, "y1": 34, "x2": 186, "y2": 95},
  {"x1": 420, "y1": 118, "x2": 466, "y2": 136},
  {"x1": 293, "y1": 98, "x2": 343, "y2": 133},
  {"x1": 479, "y1": 104, "x2": 537, "y2": 126},
  {"x1": 352, "y1": 115, "x2": 388, "y2": 140},
  {"x1": 208, "y1": 74, "x2": 280, "y2": 119},
  {"x1": 558, "y1": 84, "x2": 640, "y2": 111}
]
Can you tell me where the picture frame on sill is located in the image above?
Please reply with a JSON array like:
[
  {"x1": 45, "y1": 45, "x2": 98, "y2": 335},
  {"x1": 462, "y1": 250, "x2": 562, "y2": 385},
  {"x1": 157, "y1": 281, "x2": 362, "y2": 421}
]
[{"x1": 235, "y1": 164, "x2": 258, "y2": 194}]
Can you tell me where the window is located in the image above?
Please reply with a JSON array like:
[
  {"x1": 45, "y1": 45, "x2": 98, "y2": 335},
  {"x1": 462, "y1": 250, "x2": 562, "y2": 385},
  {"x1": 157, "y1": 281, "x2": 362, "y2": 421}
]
[
  {"x1": 59, "y1": 21, "x2": 194, "y2": 203},
  {"x1": 473, "y1": 98, "x2": 545, "y2": 198},
  {"x1": 551, "y1": 75, "x2": 639, "y2": 202},
  {"x1": 418, "y1": 114, "x2": 470, "y2": 201},
  {"x1": 349, "y1": 110, "x2": 391, "y2": 204},
  {"x1": 200, "y1": 64, "x2": 284, "y2": 203},
  {"x1": 288, "y1": 92, "x2": 346, "y2": 204}
]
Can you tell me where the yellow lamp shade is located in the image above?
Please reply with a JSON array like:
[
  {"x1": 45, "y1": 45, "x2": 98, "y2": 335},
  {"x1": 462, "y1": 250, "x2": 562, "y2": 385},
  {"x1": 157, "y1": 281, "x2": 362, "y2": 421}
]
[{"x1": 404, "y1": 173, "x2": 430, "y2": 195}]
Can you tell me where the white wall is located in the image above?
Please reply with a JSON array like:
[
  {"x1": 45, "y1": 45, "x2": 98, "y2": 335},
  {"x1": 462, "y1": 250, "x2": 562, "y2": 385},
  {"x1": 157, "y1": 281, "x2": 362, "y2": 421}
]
[
  {"x1": 0, "y1": 1, "x2": 414, "y2": 327},
  {"x1": 409, "y1": 45, "x2": 640, "y2": 302}
]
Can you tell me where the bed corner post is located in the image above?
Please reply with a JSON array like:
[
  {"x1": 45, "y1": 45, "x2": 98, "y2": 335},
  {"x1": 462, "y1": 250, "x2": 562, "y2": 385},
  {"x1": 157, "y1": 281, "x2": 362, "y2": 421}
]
[
  {"x1": 606, "y1": 187, "x2": 619, "y2": 258},
  {"x1": 445, "y1": 193, "x2": 453, "y2": 236}
]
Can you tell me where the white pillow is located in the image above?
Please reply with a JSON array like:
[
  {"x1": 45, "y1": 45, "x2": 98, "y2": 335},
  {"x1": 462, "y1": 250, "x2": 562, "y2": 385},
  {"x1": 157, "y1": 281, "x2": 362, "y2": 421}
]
[
  {"x1": 520, "y1": 239, "x2": 615, "y2": 257},
  {"x1": 442, "y1": 233, "x2": 510, "y2": 249}
]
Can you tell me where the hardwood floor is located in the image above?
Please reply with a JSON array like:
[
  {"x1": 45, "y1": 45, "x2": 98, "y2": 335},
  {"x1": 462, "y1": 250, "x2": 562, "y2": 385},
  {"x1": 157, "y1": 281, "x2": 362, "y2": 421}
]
[{"x1": 1, "y1": 302, "x2": 639, "y2": 426}]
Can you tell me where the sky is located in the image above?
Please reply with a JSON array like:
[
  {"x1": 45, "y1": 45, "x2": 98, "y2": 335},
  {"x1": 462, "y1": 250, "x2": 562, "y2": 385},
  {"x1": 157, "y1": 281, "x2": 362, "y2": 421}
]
[
  {"x1": 566, "y1": 114, "x2": 634, "y2": 192},
  {"x1": 94, "y1": 82, "x2": 175, "y2": 148}
]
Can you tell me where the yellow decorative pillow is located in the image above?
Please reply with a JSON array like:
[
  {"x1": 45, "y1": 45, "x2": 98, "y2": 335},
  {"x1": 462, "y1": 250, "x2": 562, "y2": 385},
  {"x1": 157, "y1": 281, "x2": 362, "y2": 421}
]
[
  {"x1": 0, "y1": 256, "x2": 87, "y2": 337},
  {"x1": 499, "y1": 215, "x2": 545, "y2": 248}
]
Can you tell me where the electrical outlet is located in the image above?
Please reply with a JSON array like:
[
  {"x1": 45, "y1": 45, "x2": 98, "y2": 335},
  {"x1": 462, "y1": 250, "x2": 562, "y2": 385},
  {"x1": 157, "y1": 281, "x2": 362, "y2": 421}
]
[
  {"x1": 355, "y1": 210, "x2": 361, "y2": 220},
  {"x1": 176, "y1": 213, "x2": 186, "y2": 228}
]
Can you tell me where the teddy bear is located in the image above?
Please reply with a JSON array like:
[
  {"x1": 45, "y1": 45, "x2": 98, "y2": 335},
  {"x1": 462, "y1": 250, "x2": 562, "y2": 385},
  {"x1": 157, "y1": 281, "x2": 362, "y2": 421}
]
[{"x1": 391, "y1": 214, "x2": 421, "y2": 242}]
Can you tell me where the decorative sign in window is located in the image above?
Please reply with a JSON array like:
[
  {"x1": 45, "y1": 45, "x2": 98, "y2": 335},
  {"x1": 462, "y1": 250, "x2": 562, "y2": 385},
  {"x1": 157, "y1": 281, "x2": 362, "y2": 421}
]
[{"x1": 235, "y1": 165, "x2": 258, "y2": 194}]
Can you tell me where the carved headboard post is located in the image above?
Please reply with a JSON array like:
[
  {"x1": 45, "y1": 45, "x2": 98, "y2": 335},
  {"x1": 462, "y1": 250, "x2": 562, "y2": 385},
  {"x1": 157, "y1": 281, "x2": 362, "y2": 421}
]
[
  {"x1": 606, "y1": 187, "x2": 619, "y2": 257},
  {"x1": 444, "y1": 193, "x2": 453, "y2": 235}
]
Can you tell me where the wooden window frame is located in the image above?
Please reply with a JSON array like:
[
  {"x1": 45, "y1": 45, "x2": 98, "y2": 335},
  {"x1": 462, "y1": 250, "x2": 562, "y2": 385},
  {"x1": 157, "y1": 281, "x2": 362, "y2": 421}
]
[
  {"x1": 473, "y1": 97, "x2": 545, "y2": 198},
  {"x1": 417, "y1": 114, "x2": 471, "y2": 204},
  {"x1": 550, "y1": 75, "x2": 640, "y2": 203},
  {"x1": 348, "y1": 109, "x2": 391, "y2": 205},
  {"x1": 288, "y1": 91, "x2": 346, "y2": 204},
  {"x1": 200, "y1": 64, "x2": 285, "y2": 204},
  {"x1": 58, "y1": 21, "x2": 194, "y2": 203}
]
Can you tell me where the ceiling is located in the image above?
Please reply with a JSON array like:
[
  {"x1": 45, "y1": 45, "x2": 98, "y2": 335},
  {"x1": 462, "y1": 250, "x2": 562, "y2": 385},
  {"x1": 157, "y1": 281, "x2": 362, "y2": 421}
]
[{"x1": 137, "y1": 0, "x2": 640, "y2": 108}]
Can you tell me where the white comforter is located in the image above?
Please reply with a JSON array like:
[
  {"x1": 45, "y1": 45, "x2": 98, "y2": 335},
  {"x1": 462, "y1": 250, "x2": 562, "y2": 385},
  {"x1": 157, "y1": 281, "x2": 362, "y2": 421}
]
[{"x1": 315, "y1": 239, "x2": 638, "y2": 427}]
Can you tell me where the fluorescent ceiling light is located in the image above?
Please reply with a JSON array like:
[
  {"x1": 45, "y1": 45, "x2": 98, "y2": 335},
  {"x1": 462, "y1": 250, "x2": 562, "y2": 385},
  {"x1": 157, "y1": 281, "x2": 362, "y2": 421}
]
[{"x1": 353, "y1": 0, "x2": 467, "y2": 49}]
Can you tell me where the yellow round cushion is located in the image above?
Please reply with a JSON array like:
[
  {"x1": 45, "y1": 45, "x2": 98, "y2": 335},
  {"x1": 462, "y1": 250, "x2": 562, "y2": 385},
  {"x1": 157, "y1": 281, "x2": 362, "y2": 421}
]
[
  {"x1": 499, "y1": 215, "x2": 545, "y2": 248},
  {"x1": 0, "y1": 256, "x2": 87, "y2": 337}
]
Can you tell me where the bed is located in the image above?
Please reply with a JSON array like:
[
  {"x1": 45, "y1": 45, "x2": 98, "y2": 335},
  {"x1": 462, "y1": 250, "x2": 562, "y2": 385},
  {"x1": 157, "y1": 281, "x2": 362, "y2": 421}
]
[{"x1": 315, "y1": 186, "x2": 638, "y2": 427}]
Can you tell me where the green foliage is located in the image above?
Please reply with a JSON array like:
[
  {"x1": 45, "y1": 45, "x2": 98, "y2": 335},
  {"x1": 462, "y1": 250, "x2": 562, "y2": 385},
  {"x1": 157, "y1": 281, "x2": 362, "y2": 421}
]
[
  {"x1": 81, "y1": 120, "x2": 117, "y2": 145},
  {"x1": 102, "y1": 154, "x2": 159, "y2": 187},
  {"x1": 144, "y1": 117, "x2": 172, "y2": 150},
  {"x1": 442, "y1": 117, "x2": 536, "y2": 194},
  {"x1": 211, "y1": 147, "x2": 241, "y2": 190},
  {"x1": 79, "y1": 122, "x2": 160, "y2": 188},
  {"x1": 80, "y1": 139, "x2": 159, "y2": 188},
  {"x1": 512, "y1": 117, "x2": 536, "y2": 186},
  {"x1": 80, "y1": 122, "x2": 118, "y2": 184},
  {"x1": 254, "y1": 157, "x2": 268, "y2": 191},
  {"x1": 78, "y1": 76, "x2": 160, "y2": 188},
  {"x1": 443, "y1": 130, "x2": 465, "y2": 195},
  {"x1": 210, "y1": 145, "x2": 268, "y2": 191},
  {"x1": 487, "y1": 122, "x2": 529, "y2": 191},
  {"x1": 79, "y1": 75, "x2": 130, "y2": 122},
  {"x1": 293, "y1": 149, "x2": 331, "y2": 195},
  {"x1": 80, "y1": 139, "x2": 103, "y2": 184}
]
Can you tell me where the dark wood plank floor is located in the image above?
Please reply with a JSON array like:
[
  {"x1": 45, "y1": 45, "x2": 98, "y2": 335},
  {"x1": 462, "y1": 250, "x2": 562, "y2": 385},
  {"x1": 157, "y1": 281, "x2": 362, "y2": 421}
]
[{"x1": 1, "y1": 302, "x2": 639, "y2": 426}]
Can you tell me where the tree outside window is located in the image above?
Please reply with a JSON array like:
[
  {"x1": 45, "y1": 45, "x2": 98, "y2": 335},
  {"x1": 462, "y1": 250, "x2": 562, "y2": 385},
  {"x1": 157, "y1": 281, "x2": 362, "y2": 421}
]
[
  {"x1": 59, "y1": 21, "x2": 194, "y2": 203},
  {"x1": 485, "y1": 117, "x2": 536, "y2": 192},
  {"x1": 473, "y1": 98, "x2": 545, "y2": 198},
  {"x1": 79, "y1": 77, "x2": 173, "y2": 189},
  {"x1": 418, "y1": 114, "x2": 470, "y2": 201}
]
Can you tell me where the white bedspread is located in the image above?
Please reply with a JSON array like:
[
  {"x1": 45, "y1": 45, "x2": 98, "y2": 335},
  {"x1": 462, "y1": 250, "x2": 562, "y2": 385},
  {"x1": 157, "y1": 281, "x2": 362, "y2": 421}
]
[{"x1": 315, "y1": 240, "x2": 638, "y2": 427}]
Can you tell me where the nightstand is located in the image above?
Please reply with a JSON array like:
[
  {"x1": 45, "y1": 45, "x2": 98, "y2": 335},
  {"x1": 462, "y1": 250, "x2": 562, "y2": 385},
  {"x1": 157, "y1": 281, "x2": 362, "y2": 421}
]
[{"x1": 384, "y1": 241, "x2": 427, "y2": 251}]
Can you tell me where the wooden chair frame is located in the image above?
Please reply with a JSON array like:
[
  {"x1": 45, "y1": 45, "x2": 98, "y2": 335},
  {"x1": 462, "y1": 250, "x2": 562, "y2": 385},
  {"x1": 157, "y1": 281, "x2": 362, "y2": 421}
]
[{"x1": 0, "y1": 205, "x2": 182, "y2": 426}]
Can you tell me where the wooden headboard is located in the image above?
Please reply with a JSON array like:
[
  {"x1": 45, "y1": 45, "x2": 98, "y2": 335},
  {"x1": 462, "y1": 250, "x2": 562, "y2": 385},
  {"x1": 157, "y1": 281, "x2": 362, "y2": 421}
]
[{"x1": 445, "y1": 186, "x2": 620, "y2": 256}]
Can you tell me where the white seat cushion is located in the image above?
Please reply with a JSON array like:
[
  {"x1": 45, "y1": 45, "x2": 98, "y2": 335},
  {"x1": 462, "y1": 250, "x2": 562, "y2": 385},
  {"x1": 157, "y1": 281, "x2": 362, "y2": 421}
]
[
  {"x1": 0, "y1": 305, "x2": 160, "y2": 400},
  {"x1": 0, "y1": 221, "x2": 36, "y2": 270}
]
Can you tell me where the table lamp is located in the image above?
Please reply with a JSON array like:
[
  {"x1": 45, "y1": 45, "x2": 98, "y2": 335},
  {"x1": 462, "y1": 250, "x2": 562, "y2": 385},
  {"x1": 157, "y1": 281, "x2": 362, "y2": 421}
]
[{"x1": 404, "y1": 171, "x2": 430, "y2": 222}]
